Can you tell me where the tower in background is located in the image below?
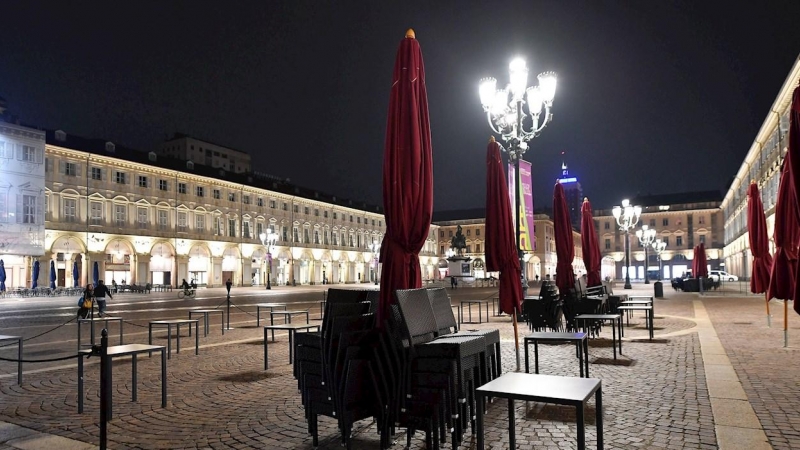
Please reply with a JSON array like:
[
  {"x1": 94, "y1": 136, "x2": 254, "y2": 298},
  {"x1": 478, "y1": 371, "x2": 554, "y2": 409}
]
[{"x1": 556, "y1": 152, "x2": 583, "y2": 230}]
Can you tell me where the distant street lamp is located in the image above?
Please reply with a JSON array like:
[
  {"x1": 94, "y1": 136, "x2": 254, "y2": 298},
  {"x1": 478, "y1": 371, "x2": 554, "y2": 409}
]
[
  {"x1": 635, "y1": 225, "x2": 657, "y2": 284},
  {"x1": 652, "y1": 239, "x2": 667, "y2": 280},
  {"x1": 259, "y1": 231, "x2": 278, "y2": 290},
  {"x1": 479, "y1": 57, "x2": 557, "y2": 296},
  {"x1": 368, "y1": 240, "x2": 381, "y2": 285},
  {"x1": 612, "y1": 199, "x2": 642, "y2": 289}
]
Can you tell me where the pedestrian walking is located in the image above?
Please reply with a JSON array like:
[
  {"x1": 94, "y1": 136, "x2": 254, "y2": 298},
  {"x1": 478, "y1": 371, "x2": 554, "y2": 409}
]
[
  {"x1": 77, "y1": 284, "x2": 94, "y2": 319},
  {"x1": 94, "y1": 279, "x2": 113, "y2": 317},
  {"x1": 226, "y1": 278, "x2": 232, "y2": 295},
  {"x1": 450, "y1": 276, "x2": 456, "y2": 290}
]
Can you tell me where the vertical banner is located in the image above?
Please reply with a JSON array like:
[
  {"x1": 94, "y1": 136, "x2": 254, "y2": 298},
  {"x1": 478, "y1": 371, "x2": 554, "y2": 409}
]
[{"x1": 507, "y1": 161, "x2": 535, "y2": 252}]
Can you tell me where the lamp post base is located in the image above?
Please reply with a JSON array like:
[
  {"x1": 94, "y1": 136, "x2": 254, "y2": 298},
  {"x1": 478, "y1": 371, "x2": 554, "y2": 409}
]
[
  {"x1": 644, "y1": 279, "x2": 650, "y2": 284},
  {"x1": 266, "y1": 280, "x2": 271, "y2": 290},
  {"x1": 624, "y1": 282, "x2": 632, "y2": 290}
]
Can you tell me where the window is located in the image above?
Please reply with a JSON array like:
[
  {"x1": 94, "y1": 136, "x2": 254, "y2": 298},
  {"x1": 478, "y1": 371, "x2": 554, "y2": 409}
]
[
  {"x1": 91, "y1": 167, "x2": 102, "y2": 180},
  {"x1": 604, "y1": 222, "x2": 610, "y2": 230},
  {"x1": 63, "y1": 198, "x2": 77, "y2": 222},
  {"x1": 698, "y1": 216, "x2": 705, "y2": 225},
  {"x1": 213, "y1": 189, "x2": 221, "y2": 200},
  {"x1": 293, "y1": 205, "x2": 299, "y2": 213},
  {"x1": 304, "y1": 229, "x2": 310, "y2": 244},
  {"x1": 90, "y1": 202, "x2": 103, "y2": 225},
  {"x1": 314, "y1": 208, "x2": 319, "y2": 217},
  {"x1": 256, "y1": 222, "x2": 263, "y2": 237},
  {"x1": 257, "y1": 198, "x2": 264, "y2": 207},
  {"x1": 159, "y1": 180, "x2": 168, "y2": 191},
  {"x1": 324, "y1": 211, "x2": 328, "y2": 218},
  {"x1": 324, "y1": 230, "x2": 329, "y2": 245},
  {"x1": 195, "y1": 214, "x2": 205, "y2": 231},
  {"x1": 178, "y1": 183, "x2": 187, "y2": 194},
  {"x1": 304, "y1": 207, "x2": 309, "y2": 215},
  {"x1": 114, "y1": 204, "x2": 126, "y2": 226},
  {"x1": 333, "y1": 212, "x2": 338, "y2": 219},
  {"x1": 158, "y1": 210, "x2": 169, "y2": 230},
  {"x1": 20, "y1": 145, "x2": 36, "y2": 162},
  {"x1": 136, "y1": 175, "x2": 147, "y2": 188},
  {"x1": 137, "y1": 207, "x2": 148, "y2": 228},
  {"x1": 467, "y1": 229, "x2": 471, "y2": 236},
  {"x1": 243, "y1": 221, "x2": 250, "y2": 239},
  {"x1": 440, "y1": 245, "x2": 445, "y2": 255},
  {"x1": 440, "y1": 231, "x2": 444, "y2": 238},
  {"x1": 604, "y1": 238, "x2": 611, "y2": 250},
  {"x1": 65, "y1": 162, "x2": 78, "y2": 177},
  {"x1": 379, "y1": 221, "x2": 382, "y2": 226},
  {"x1": 662, "y1": 237, "x2": 669, "y2": 246},
  {"x1": 475, "y1": 244, "x2": 481, "y2": 253},
  {"x1": 293, "y1": 227, "x2": 299, "y2": 242},
  {"x1": 243, "y1": 195, "x2": 250, "y2": 205},
  {"x1": 349, "y1": 234, "x2": 354, "y2": 247},
  {"x1": 22, "y1": 195, "x2": 36, "y2": 223},
  {"x1": 699, "y1": 235, "x2": 706, "y2": 244},
  {"x1": 314, "y1": 230, "x2": 320, "y2": 244},
  {"x1": 448, "y1": 231, "x2": 453, "y2": 237},
  {"x1": 228, "y1": 193, "x2": 236, "y2": 202},
  {"x1": 215, "y1": 217, "x2": 222, "y2": 235},
  {"x1": 662, "y1": 218, "x2": 669, "y2": 226},
  {"x1": 466, "y1": 245, "x2": 472, "y2": 253},
  {"x1": 349, "y1": 215, "x2": 353, "y2": 222},
  {"x1": 476, "y1": 229, "x2": 480, "y2": 236},
  {"x1": 115, "y1": 171, "x2": 126, "y2": 184},
  {"x1": 196, "y1": 186, "x2": 204, "y2": 197},
  {"x1": 283, "y1": 202, "x2": 288, "y2": 211},
  {"x1": 333, "y1": 233, "x2": 338, "y2": 246},
  {"x1": 178, "y1": 212, "x2": 187, "y2": 231},
  {"x1": 676, "y1": 236, "x2": 683, "y2": 246},
  {"x1": 282, "y1": 226, "x2": 288, "y2": 242},
  {"x1": 649, "y1": 219, "x2": 656, "y2": 227},
  {"x1": 228, "y1": 219, "x2": 236, "y2": 237},
  {"x1": 372, "y1": 219, "x2": 375, "y2": 226},
  {"x1": 269, "y1": 200, "x2": 276, "y2": 209}
]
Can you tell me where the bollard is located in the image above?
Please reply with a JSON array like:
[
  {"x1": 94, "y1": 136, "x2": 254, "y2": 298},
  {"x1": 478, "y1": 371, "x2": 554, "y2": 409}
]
[
  {"x1": 226, "y1": 294, "x2": 231, "y2": 330},
  {"x1": 99, "y1": 328, "x2": 109, "y2": 450},
  {"x1": 654, "y1": 281, "x2": 664, "y2": 299}
]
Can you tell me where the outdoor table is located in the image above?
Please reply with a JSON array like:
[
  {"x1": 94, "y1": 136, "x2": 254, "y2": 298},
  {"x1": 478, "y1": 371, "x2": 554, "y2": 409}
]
[
  {"x1": 77, "y1": 317, "x2": 123, "y2": 351},
  {"x1": 263, "y1": 324, "x2": 320, "y2": 368},
  {"x1": 0, "y1": 335, "x2": 22, "y2": 384},
  {"x1": 267, "y1": 310, "x2": 309, "y2": 340},
  {"x1": 460, "y1": 299, "x2": 491, "y2": 324},
  {"x1": 491, "y1": 296, "x2": 501, "y2": 316},
  {"x1": 255, "y1": 303, "x2": 287, "y2": 326},
  {"x1": 188, "y1": 309, "x2": 225, "y2": 337},
  {"x1": 617, "y1": 305, "x2": 654, "y2": 340},
  {"x1": 476, "y1": 372, "x2": 603, "y2": 450},
  {"x1": 524, "y1": 332, "x2": 589, "y2": 377},
  {"x1": 78, "y1": 343, "x2": 167, "y2": 418},
  {"x1": 574, "y1": 314, "x2": 623, "y2": 359},
  {"x1": 148, "y1": 319, "x2": 199, "y2": 359}
]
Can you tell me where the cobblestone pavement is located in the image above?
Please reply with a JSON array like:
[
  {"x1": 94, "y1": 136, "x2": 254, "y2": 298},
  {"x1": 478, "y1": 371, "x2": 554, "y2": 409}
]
[{"x1": 0, "y1": 285, "x2": 794, "y2": 449}]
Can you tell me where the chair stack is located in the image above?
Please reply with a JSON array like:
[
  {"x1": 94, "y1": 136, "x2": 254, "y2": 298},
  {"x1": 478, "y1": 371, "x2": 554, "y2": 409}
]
[{"x1": 522, "y1": 281, "x2": 563, "y2": 332}]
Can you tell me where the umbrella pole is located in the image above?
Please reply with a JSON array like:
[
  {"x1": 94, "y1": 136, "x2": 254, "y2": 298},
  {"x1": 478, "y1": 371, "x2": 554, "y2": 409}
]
[
  {"x1": 784, "y1": 298, "x2": 788, "y2": 348},
  {"x1": 513, "y1": 306, "x2": 521, "y2": 371},
  {"x1": 766, "y1": 293, "x2": 771, "y2": 328}
]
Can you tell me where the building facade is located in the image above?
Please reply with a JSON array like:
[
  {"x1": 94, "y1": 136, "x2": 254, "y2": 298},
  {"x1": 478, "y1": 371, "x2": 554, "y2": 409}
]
[
  {"x1": 594, "y1": 192, "x2": 724, "y2": 281},
  {"x1": 721, "y1": 55, "x2": 800, "y2": 279},
  {"x1": 0, "y1": 126, "x2": 440, "y2": 289},
  {"x1": 160, "y1": 133, "x2": 252, "y2": 174}
]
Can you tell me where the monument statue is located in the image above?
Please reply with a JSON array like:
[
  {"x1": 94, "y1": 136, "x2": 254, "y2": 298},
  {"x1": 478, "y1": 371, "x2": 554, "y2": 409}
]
[{"x1": 450, "y1": 225, "x2": 467, "y2": 256}]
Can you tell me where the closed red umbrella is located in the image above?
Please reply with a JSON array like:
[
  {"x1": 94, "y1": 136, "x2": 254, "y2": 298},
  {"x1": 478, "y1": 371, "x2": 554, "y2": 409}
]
[
  {"x1": 696, "y1": 243, "x2": 708, "y2": 279},
  {"x1": 580, "y1": 198, "x2": 602, "y2": 287},
  {"x1": 553, "y1": 183, "x2": 575, "y2": 296},
  {"x1": 789, "y1": 87, "x2": 800, "y2": 316},
  {"x1": 485, "y1": 137, "x2": 522, "y2": 367},
  {"x1": 747, "y1": 182, "x2": 773, "y2": 326},
  {"x1": 378, "y1": 29, "x2": 434, "y2": 326}
]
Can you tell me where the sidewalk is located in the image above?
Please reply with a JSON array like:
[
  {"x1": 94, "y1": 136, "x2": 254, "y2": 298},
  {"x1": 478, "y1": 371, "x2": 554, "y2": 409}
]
[{"x1": 0, "y1": 283, "x2": 795, "y2": 449}]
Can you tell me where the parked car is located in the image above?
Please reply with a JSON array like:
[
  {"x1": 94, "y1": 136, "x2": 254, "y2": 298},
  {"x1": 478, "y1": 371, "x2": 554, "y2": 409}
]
[{"x1": 709, "y1": 270, "x2": 738, "y2": 282}]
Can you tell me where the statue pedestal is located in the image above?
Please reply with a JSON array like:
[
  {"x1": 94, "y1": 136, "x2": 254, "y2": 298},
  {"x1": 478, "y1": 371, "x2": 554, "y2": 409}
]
[{"x1": 447, "y1": 256, "x2": 472, "y2": 278}]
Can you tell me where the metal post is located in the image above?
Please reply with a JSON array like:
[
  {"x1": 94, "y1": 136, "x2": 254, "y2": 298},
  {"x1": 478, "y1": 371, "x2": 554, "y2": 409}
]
[
  {"x1": 644, "y1": 244, "x2": 650, "y2": 284},
  {"x1": 226, "y1": 294, "x2": 231, "y2": 330},
  {"x1": 624, "y1": 231, "x2": 632, "y2": 289},
  {"x1": 99, "y1": 328, "x2": 109, "y2": 450},
  {"x1": 266, "y1": 251, "x2": 272, "y2": 290}
]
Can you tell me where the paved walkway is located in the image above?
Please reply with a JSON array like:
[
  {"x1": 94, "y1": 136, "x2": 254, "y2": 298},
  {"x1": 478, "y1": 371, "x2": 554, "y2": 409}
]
[{"x1": 0, "y1": 284, "x2": 796, "y2": 449}]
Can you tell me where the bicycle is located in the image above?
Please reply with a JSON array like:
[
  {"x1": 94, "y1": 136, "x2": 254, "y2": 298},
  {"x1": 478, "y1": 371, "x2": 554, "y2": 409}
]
[{"x1": 178, "y1": 289, "x2": 196, "y2": 299}]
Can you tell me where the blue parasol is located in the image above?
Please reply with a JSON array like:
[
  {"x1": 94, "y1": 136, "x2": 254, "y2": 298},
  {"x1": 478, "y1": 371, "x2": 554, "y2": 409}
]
[
  {"x1": 92, "y1": 261, "x2": 99, "y2": 288},
  {"x1": 73, "y1": 261, "x2": 79, "y2": 287},
  {"x1": 0, "y1": 259, "x2": 6, "y2": 292},
  {"x1": 49, "y1": 260, "x2": 56, "y2": 289},
  {"x1": 32, "y1": 260, "x2": 40, "y2": 289}
]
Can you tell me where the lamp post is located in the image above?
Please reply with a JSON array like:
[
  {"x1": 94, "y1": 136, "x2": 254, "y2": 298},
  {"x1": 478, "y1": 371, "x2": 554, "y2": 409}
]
[
  {"x1": 368, "y1": 241, "x2": 381, "y2": 285},
  {"x1": 612, "y1": 199, "x2": 642, "y2": 289},
  {"x1": 652, "y1": 239, "x2": 667, "y2": 280},
  {"x1": 635, "y1": 225, "x2": 657, "y2": 284},
  {"x1": 479, "y1": 58, "x2": 557, "y2": 297},
  {"x1": 259, "y1": 231, "x2": 278, "y2": 290}
]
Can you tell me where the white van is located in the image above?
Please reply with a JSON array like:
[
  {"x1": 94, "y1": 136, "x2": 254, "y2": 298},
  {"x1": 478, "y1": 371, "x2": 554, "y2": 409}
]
[{"x1": 709, "y1": 270, "x2": 738, "y2": 282}]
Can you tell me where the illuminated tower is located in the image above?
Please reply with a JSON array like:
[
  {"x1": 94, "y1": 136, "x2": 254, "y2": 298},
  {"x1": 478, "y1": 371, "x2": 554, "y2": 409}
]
[{"x1": 556, "y1": 154, "x2": 583, "y2": 230}]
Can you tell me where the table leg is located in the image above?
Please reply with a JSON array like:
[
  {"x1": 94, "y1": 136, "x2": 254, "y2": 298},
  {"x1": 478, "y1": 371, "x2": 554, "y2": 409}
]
[
  {"x1": 161, "y1": 349, "x2": 167, "y2": 408},
  {"x1": 188, "y1": 314, "x2": 193, "y2": 337},
  {"x1": 305, "y1": 311, "x2": 309, "y2": 324},
  {"x1": 270, "y1": 312, "x2": 275, "y2": 341},
  {"x1": 77, "y1": 321, "x2": 81, "y2": 352},
  {"x1": 577, "y1": 402, "x2": 585, "y2": 450},
  {"x1": 132, "y1": 354, "x2": 137, "y2": 402},
  {"x1": 205, "y1": 314, "x2": 209, "y2": 337},
  {"x1": 195, "y1": 322, "x2": 199, "y2": 355},
  {"x1": 264, "y1": 327, "x2": 269, "y2": 370},
  {"x1": 534, "y1": 340, "x2": 539, "y2": 374},
  {"x1": 524, "y1": 340, "x2": 530, "y2": 373},
  {"x1": 177, "y1": 324, "x2": 181, "y2": 354},
  {"x1": 108, "y1": 356, "x2": 113, "y2": 421},
  {"x1": 577, "y1": 340, "x2": 583, "y2": 378},
  {"x1": 485, "y1": 302, "x2": 489, "y2": 323},
  {"x1": 618, "y1": 318, "x2": 623, "y2": 355},
  {"x1": 149, "y1": 324, "x2": 153, "y2": 357},
  {"x1": 649, "y1": 310, "x2": 654, "y2": 340},
  {"x1": 508, "y1": 398, "x2": 515, "y2": 449},
  {"x1": 17, "y1": 338, "x2": 22, "y2": 385},
  {"x1": 596, "y1": 387, "x2": 604, "y2": 450},
  {"x1": 119, "y1": 320, "x2": 124, "y2": 346},
  {"x1": 584, "y1": 338, "x2": 590, "y2": 377},
  {"x1": 611, "y1": 320, "x2": 617, "y2": 360},
  {"x1": 78, "y1": 354, "x2": 84, "y2": 413},
  {"x1": 257, "y1": 306, "x2": 261, "y2": 327},
  {"x1": 167, "y1": 325, "x2": 172, "y2": 359},
  {"x1": 288, "y1": 330, "x2": 294, "y2": 364},
  {"x1": 221, "y1": 311, "x2": 225, "y2": 335},
  {"x1": 476, "y1": 393, "x2": 485, "y2": 450}
]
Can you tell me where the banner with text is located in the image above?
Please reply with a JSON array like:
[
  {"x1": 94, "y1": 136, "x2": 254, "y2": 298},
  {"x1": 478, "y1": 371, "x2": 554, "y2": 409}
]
[{"x1": 507, "y1": 160, "x2": 535, "y2": 252}]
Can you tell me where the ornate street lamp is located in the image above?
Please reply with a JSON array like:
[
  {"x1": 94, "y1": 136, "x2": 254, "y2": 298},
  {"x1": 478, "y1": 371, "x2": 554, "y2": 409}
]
[
  {"x1": 635, "y1": 225, "x2": 657, "y2": 284},
  {"x1": 368, "y1": 240, "x2": 381, "y2": 285},
  {"x1": 612, "y1": 199, "x2": 642, "y2": 289},
  {"x1": 479, "y1": 58, "x2": 557, "y2": 295},
  {"x1": 259, "y1": 231, "x2": 278, "y2": 290},
  {"x1": 652, "y1": 239, "x2": 667, "y2": 280}
]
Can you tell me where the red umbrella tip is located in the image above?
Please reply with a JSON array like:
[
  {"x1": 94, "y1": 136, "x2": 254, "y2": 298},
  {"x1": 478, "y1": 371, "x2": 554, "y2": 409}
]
[
  {"x1": 489, "y1": 136, "x2": 495, "y2": 143},
  {"x1": 405, "y1": 29, "x2": 416, "y2": 39}
]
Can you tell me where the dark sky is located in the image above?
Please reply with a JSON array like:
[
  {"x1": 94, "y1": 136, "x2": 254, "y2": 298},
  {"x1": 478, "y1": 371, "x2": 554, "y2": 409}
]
[{"x1": 2, "y1": 1, "x2": 799, "y2": 211}]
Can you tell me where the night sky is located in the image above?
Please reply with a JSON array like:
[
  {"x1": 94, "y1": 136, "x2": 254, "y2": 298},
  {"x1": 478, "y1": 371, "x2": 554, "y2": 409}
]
[{"x1": 2, "y1": 1, "x2": 800, "y2": 211}]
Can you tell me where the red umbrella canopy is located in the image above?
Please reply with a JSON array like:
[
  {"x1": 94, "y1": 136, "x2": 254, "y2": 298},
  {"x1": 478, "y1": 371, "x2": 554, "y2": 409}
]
[
  {"x1": 485, "y1": 138, "x2": 522, "y2": 315},
  {"x1": 580, "y1": 198, "x2": 602, "y2": 287},
  {"x1": 768, "y1": 156, "x2": 799, "y2": 301},
  {"x1": 378, "y1": 29, "x2": 434, "y2": 325},
  {"x1": 789, "y1": 87, "x2": 800, "y2": 313},
  {"x1": 553, "y1": 183, "x2": 575, "y2": 296},
  {"x1": 747, "y1": 182, "x2": 773, "y2": 294},
  {"x1": 696, "y1": 242, "x2": 708, "y2": 278}
]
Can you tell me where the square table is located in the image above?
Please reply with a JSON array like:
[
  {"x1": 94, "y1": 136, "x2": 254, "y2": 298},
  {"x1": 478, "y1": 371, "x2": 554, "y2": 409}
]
[
  {"x1": 574, "y1": 314, "x2": 623, "y2": 359},
  {"x1": 460, "y1": 299, "x2": 491, "y2": 324},
  {"x1": 524, "y1": 332, "x2": 589, "y2": 377},
  {"x1": 268, "y1": 310, "x2": 310, "y2": 341},
  {"x1": 77, "y1": 317, "x2": 124, "y2": 351},
  {"x1": 255, "y1": 303, "x2": 287, "y2": 326},
  {"x1": 78, "y1": 343, "x2": 167, "y2": 419},
  {"x1": 188, "y1": 309, "x2": 225, "y2": 336},
  {"x1": 148, "y1": 319, "x2": 199, "y2": 359},
  {"x1": 617, "y1": 305, "x2": 654, "y2": 340},
  {"x1": 0, "y1": 335, "x2": 22, "y2": 384},
  {"x1": 476, "y1": 372, "x2": 603, "y2": 450},
  {"x1": 263, "y1": 324, "x2": 320, "y2": 369}
]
